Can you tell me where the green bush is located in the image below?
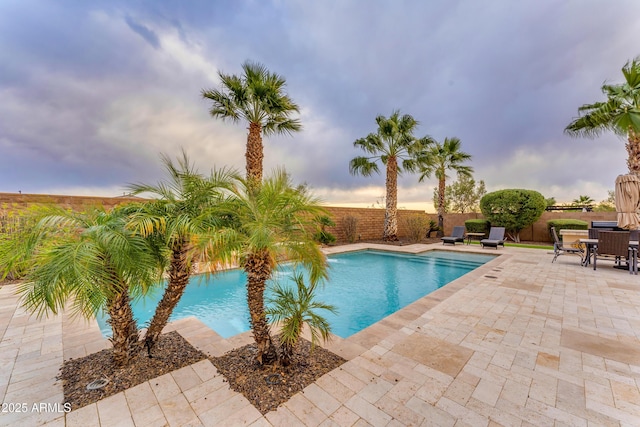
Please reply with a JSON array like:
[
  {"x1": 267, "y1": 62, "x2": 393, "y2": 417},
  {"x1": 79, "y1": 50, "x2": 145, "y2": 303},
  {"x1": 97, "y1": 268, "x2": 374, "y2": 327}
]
[
  {"x1": 464, "y1": 219, "x2": 490, "y2": 236},
  {"x1": 313, "y1": 215, "x2": 336, "y2": 245},
  {"x1": 426, "y1": 219, "x2": 440, "y2": 237},
  {"x1": 480, "y1": 189, "x2": 546, "y2": 242},
  {"x1": 547, "y1": 219, "x2": 588, "y2": 238}
]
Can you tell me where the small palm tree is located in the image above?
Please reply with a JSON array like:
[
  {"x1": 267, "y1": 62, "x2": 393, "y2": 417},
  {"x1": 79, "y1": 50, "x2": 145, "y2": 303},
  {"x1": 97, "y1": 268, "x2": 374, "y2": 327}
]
[
  {"x1": 211, "y1": 170, "x2": 328, "y2": 365},
  {"x1": 350, "y1": 110, "x2": 432, "y2": 241},
  {"x1": 0, "y1": 207, "x2": 161, "y2": 367},
  {"x1": 418, "y1": 137, "x2": 473, "y2": 237},
  {"x1": 267, "y1": 272, "x2": 336, "y2": 367},
  {"x1": 127, "y1": 151, "x2": 235, "y2": 354},
  {"x1": 202, "y1": 61, "x2": 302, "y2": 183},
  {"x1": 565, "y1": 57, "x2": 640, "y2": 176}
]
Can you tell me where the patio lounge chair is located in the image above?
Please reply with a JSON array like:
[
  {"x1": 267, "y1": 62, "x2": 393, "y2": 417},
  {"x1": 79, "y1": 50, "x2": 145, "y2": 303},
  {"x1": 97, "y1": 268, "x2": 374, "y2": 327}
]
[
  {"x1": 441, "y1": 226, "x2": 465, "y2": 245},
  {"x1": 593, "y1": 231, "x2": 636, "y2": 274},
  {"x1": 480, "y1": 227, "x2": 505, "y2": 249},
  {"x1": 550, "y1": 227, "x2": 583, "y2": 263}
]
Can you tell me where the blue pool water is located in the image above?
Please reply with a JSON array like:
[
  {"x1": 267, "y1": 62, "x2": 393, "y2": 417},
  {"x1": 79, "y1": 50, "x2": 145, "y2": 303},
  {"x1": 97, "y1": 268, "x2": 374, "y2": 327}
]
[{"x1": 97, "y1": 250, "x2": 494, "y2": 338}]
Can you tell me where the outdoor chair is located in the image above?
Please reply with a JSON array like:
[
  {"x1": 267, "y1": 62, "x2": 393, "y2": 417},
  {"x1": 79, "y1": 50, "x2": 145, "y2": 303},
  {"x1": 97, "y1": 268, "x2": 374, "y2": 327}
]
[
  {"x1": 480, "y1": 227, "x2": 505, "y2": 249},
  {"x1": 441, "y1": 226, "x2": 465, "y2": 245},
  {"x1": 550, "y1": 227, "x2": 583, "y2": 263},
  {"x1": 592, "y1": 231, "x2": 636, "y2": 274}
]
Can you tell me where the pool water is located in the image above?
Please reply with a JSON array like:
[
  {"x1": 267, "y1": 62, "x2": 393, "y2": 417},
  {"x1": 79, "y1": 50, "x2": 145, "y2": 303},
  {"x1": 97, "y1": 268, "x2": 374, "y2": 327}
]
[{"x1": 97, "y1": 250, "x2": 494, "y2": 339}]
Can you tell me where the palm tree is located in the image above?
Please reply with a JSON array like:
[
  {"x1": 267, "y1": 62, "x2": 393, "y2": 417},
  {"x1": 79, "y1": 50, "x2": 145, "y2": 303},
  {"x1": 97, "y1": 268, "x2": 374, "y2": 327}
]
[
  {"x1": 572, "y1": 195, "x2": 595, "y2": 206},
  {"x1": 0, "y1": 207, "x2": 161, "y2": 367},
  {"x1": 211, "y1": 170, "x2": 328, "y2": 365},
  {"x1": 202, "y1": 61, "x2": 302, "y2": 183},
  {"x1": 267, "y1": 272, "x2": 336, "y2": 367},
  {"x1": 350, "y1": 111, "x2": 431, "y2": 241},
  {"x1": 418, "y1": 137, "x2": 473, "y2": 237},
  {"x1": 565, "y1": 57, "x2": 640, "y2": 176},
  {"x1": 127, "y1": 151, "x2": 235, "y2": 355}
]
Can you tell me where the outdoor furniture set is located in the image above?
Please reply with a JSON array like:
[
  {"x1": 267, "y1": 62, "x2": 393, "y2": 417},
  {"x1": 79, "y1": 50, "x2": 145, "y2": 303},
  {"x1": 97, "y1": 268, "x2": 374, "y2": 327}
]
[
  {"x1": 553, "y1": 225, "x2": 638, "y2": 274},
  {"x1": 441, "y1": 226, "x2": 505, "y2": 249}
]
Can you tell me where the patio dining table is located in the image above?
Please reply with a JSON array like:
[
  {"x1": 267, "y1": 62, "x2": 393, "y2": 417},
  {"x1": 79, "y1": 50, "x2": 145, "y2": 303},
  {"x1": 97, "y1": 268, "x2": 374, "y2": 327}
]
[{"x1": 579, "y1": 238, "x2": 638, "y2": 274}]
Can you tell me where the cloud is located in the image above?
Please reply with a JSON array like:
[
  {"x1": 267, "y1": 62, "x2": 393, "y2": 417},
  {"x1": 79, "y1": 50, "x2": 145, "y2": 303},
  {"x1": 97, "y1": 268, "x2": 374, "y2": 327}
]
[{"x1": 1, "y1": 0, "x2": 639, "y2": 210}]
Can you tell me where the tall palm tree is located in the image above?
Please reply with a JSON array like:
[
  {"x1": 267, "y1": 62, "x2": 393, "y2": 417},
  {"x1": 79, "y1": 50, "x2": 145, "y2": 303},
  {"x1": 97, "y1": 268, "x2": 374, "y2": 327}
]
[
  {"x1": 0, "y1": 207, "x2": 161, "y2": 367},
  {"x1": 211, "y1": 170, "x2": 328, "y2": 365},
  {"x1": 267, "y1": 272, "x2": 336, "y2": 367},
  {"x1": 127, "y1": 151, "x2": 235, "y2": 355},
  {"x1": 202, "y1": 61, "x2": 302, "y2": 183},
  {"x1": 350, "y1": 111, "x2": 431, "y2": 241},
  {"x1": 565, "y1": 57, "x2": 640, "y2": 176},
  {"x1": 418, "y1": 137, "x2": 473, "y2": 236}
]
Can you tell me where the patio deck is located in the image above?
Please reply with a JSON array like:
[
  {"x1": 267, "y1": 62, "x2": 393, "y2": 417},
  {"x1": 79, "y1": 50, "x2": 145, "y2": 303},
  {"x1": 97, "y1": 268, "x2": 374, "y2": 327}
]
[{"x1": 1, "y1": 243, "x2": 639, "y2": 426}]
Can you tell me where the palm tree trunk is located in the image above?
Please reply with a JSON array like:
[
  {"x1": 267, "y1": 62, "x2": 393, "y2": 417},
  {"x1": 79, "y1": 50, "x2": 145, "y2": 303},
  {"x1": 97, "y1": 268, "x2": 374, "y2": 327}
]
[
  {"x1": 144, "y1": 239, "x2": 191, "y2": 355},
  {"x1": 246, "y1": 122, "x2": 264, "y2": 183},
  {"x1": 245, "y1": 250, "x2": 278, "y2": 365},
  {"x1": 280, "y1": 339, "x2": 295, "y2": 367},
  {"x1": 627, "y1": 127, "x2": 640, "y2": 176},
  {"x1": 384, "y1": 156, "x2": 399, "y2": 241},
  {"x1": 107, "y1": 288, "x2": 139, "y2": 367},
  {"x1": 437, "y1": 177, "x2": 446, "y2": 237}
]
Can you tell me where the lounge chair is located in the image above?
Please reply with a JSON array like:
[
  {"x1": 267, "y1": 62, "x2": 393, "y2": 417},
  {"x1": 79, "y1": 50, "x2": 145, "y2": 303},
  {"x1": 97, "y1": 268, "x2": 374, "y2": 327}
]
[
  {"x1": 593, "y1": 231, "x2": 636, "y2": 274},
  {"x1": 550, "y1": 227, "x2": 583, "y2": 263},
  {"x1": 480, "y1": 227, "x2": 505, "y2": 249},
  {"x1": 441, "y1": 226, "x2": 465, "y2": 245}
]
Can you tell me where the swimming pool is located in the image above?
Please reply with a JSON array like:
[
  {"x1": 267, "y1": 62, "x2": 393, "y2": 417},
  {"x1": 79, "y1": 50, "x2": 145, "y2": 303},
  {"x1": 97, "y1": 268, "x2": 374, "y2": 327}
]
[{"x1": 97, "y1": 250, "x2": 495, "y2": 338}]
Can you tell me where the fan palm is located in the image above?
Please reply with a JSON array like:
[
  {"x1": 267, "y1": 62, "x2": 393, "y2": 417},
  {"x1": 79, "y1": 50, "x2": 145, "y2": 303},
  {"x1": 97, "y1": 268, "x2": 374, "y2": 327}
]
[
  {"x1": 417, "y1": 137, "x2": 473, "y2": 236},
  {"x1": 565, "y1": 57, "x2": 640, "y2": 175},
  {"x1": 202, "y1": 61, "x2": 302, "y2": 183},
  {"x1": 350, "y1": 110, "x2": 432, "y2": 241},
  {"x1": 267, "y1": 272, "x2": 336, "y2": 367},
  {"x1": 572, "y1": 195, "x2": 595, "y2": 206},
  {"x1": 127, "y1": 151, "x2": 235, "y2": 354},
  {"x1": 211, "y1": 170, "x2": 328, "y2": 365},
  {"x1": 0, "y1": 206, "x2": 161, "y2": 367}
]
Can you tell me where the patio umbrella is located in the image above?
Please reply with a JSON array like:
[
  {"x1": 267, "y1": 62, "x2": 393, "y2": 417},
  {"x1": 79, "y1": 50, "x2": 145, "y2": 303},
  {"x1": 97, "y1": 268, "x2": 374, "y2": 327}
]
[{"x1": 615, "y1": 174, "x2": 640, "y2": 230}]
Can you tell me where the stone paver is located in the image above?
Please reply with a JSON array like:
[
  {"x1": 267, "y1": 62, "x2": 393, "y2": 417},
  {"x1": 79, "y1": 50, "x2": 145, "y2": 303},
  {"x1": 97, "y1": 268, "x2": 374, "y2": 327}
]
[{"x1": 0, "y1": 242, "x2": 639, "y2": 426}]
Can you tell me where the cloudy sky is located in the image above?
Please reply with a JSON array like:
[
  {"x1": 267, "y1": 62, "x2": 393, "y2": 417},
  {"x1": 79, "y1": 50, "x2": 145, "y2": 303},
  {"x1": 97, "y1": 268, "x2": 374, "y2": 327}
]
[{"x1": 1, "y1": 1, "x2": 638, "y2": 211}]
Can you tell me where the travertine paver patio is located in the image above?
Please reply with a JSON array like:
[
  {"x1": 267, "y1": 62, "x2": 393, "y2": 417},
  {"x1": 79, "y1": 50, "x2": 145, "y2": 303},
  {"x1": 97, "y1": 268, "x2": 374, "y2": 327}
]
[{"x1": 1, "y1": 243, "x2": 639, "y2": 426}]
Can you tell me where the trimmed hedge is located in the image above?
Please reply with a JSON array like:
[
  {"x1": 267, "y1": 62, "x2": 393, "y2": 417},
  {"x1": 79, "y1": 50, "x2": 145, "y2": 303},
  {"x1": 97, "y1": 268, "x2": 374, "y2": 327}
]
[
  {"x1": 547, "y1": 219, "x2": 588, "y2": 237},
  {"x1": 464, "y1": 219, "x2": 490, "y2": 236}
]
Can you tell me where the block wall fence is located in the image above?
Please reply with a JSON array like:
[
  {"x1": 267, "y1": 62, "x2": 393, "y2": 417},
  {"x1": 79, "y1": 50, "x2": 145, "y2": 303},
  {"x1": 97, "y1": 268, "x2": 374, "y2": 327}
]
[{"x1": 0, "y1": 192, "x2": 617, "y2": 243}]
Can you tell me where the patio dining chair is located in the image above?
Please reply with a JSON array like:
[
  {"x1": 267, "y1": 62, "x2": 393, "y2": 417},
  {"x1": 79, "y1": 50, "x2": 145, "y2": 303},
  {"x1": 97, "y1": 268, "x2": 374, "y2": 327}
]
[
  {"x1": 593, "y1": 231, "x2": 635, "y2": 274},
  {"x1": 441, "y1": 226, "x2": 465, "y2": 245},
  {"x1": 480, "y1": 227, "x2": 505, "y2": 249},
  {"x1": 550, "y1": 227, "x2": 583, "y2": 263}
]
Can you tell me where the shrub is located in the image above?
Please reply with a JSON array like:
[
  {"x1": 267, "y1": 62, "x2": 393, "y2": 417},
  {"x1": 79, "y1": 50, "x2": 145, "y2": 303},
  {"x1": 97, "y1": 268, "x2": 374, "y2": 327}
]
[
  {"x1": 426, "y1": 219, "x2": 440, "y2": 237},
  {"x1": 480, "y1": 189, "x2": 546, "y2": 242},
  {"x1": 547, "y1": 219, "x2": 588, "y2": 238},
  {"x1": 464, "y1": 219, "x2": 490, "y2": 236},
  {"x1": 403, "y1": 215, "x2": 428, "y2": 242},
  {"x1": 341, "y1": 215, "x2": 358, "y2": 243},
  {"x1": 313, "y1": 215, "x2": 336, "y2": 245}
]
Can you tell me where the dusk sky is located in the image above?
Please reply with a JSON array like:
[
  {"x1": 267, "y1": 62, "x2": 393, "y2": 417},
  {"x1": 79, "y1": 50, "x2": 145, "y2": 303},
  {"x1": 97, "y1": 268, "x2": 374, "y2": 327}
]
[{"x1": 1, "y1": 1, "x2": 638, "y2": 211}]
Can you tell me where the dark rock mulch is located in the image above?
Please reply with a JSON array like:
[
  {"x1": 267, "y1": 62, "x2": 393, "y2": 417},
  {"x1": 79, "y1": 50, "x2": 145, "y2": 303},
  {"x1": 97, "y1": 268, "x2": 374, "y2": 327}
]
[
  {"x1": 210, "y1": 336, "x2": 347, "y2": 414},
  {"x1": 60, "y1": 331, "x2": 206, "y2": 411}
]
